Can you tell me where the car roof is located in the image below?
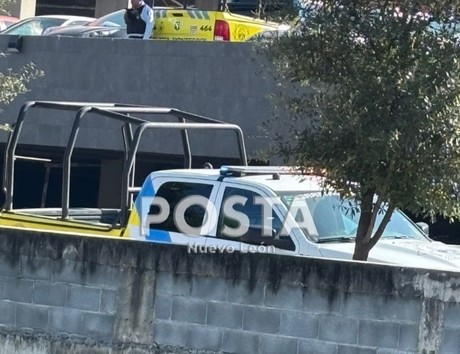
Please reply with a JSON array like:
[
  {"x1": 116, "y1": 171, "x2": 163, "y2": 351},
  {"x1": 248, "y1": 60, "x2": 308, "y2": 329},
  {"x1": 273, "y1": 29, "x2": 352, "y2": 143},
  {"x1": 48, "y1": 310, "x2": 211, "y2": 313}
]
[
  {"x1": 32, "y1": 15, "x2": 95, "y2": 20},
  {"x1": 151, "y1": 168, "x2": 324, "y2": 193},
  {"x1": 0, "y1": 15, "x2": 19, "y2": 21}
]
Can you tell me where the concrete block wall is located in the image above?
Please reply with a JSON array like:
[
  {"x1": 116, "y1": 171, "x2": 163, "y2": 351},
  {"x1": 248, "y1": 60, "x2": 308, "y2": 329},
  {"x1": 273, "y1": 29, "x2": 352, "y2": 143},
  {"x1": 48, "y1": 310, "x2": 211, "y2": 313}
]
[
  {"x1": 0, "y1": 249, "x2": 120, "y2": 344},
  {"x1": 152, "y1": 273, "x2": 422, "y2": 354},
  {"x1": 0, "y1": 228, "x2": 459, "y2": 353}
]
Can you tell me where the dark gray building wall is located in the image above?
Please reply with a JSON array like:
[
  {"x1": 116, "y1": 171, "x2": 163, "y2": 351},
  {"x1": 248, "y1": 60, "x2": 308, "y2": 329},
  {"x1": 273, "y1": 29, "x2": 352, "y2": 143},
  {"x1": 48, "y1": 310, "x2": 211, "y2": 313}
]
[
  {"x1": 0, "y1": 36, "x2": 278, "y2": 162},
  {"x1": 0, "y1": 228, "x2": 459, "y2": 353},
  {"x1": 9, "y1": 0, "x2": 146, "y2": 18}
]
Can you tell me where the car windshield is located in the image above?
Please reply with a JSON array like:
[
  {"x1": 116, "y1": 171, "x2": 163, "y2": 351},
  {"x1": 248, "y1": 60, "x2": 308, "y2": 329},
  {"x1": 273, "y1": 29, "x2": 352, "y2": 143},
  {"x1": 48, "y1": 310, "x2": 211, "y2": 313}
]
[
  {"x1": 89, "y1": 10, "x2": 126, "y2": 27},
  {"x1": 278, "y1": 192, "x2": 427, "y2": 242},
  {"x1": 2, "y1": 18, "x2": 66, "y2": 35}
]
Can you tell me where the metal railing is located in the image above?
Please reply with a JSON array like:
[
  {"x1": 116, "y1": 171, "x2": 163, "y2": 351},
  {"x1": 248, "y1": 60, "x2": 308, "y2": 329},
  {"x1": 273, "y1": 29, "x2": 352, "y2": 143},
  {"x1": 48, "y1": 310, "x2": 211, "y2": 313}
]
[
  {"x1": 118, "y1": 119, "x2": 247, "y2": 223},
  {"x1": 2, "y1": 101, "x2": 248, "y2": 226}
]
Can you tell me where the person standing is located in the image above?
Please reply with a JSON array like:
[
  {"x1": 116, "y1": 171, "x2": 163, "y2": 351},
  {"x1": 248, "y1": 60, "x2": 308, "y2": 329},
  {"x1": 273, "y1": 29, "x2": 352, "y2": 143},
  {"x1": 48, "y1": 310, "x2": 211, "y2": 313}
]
[{"x1": 124, "y1": 0, "x2": 154, "y2": 39}]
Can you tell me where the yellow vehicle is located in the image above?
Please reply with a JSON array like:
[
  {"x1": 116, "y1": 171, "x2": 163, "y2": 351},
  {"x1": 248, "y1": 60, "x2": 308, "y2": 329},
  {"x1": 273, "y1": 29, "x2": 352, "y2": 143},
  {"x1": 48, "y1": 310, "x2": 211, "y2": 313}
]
[{"x1": 154, "y1": 0, "x2": 286, "y2": 41}]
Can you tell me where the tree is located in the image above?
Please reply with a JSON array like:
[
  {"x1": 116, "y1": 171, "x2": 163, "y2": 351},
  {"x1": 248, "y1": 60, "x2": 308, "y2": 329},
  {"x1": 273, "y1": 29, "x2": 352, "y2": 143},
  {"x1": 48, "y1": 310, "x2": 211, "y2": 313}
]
[
  {"x1": 263, "y1": 0, "x2": 460, "y2": 260},
  {"x1": 251, "y1": 0, "x2": 297, "y2": 21},
  {"x1": 0, "y1": 0, "x2": 14, "y2": 14},
  {"x1": 0, "y1": 0, "x2": 43, "y2": 131}
]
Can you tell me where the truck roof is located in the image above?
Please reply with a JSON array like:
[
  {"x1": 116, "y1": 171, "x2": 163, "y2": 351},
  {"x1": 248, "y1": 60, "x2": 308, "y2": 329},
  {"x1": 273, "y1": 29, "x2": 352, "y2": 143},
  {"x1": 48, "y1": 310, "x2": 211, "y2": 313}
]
[{"x1": 151, "y1": 168, "x2": 325, "y2": 193}]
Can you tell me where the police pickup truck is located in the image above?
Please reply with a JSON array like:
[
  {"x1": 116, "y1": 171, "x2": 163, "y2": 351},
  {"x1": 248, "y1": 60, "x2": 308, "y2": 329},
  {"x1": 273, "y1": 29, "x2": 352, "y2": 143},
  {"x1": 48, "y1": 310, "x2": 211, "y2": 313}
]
[
  {"x1": 1, "y1": 101, "x2": 460, "y2": 271},
  {"x1": 43, "y1": 0, "x2": 288, "y2": 41},
  {"x1": 154, "y1": 0, "x2": 287, "y2": 41}
]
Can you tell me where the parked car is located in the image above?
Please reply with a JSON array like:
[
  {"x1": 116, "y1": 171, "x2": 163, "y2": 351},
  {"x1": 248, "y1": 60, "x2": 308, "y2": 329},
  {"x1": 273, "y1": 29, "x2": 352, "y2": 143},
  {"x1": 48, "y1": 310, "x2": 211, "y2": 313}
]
[
  {"x1": 44, "y1": 10, "x2": 127, "y2": 38},
  {"x1": 0, "y1": 15, "x2": 95, "y2": 36},
  {"x1": 0, "y1": 15, "x2": 19, "y2": 31}
]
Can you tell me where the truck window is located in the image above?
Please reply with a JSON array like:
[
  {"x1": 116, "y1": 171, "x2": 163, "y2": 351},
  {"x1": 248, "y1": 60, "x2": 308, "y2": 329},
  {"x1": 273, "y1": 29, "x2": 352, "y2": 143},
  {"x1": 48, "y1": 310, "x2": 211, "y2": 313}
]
[
  {"x1": 148, "y1": 181, "x2": 213, "y2": 233},
  {"x1": 217, "y1": 187, "x2": 295, "y2": 251}
]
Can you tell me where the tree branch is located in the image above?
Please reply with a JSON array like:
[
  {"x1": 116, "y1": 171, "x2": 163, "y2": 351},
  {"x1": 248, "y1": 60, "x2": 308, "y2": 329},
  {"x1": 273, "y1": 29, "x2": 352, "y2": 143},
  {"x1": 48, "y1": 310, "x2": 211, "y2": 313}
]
[
  {"x1": 369, "y1": 203, "x2": 396, "y2": 249},
  {"x1": 364, "y1": 193, "x2": 383, "y2": 242}
]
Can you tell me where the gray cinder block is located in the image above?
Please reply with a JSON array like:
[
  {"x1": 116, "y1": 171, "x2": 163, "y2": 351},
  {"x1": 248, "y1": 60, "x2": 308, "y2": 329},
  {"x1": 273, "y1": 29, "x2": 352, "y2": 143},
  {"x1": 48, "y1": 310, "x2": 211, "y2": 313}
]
[
  {"x1": 33, "y1": 281, "x2": 67, "y2": 307},
  {"x1": 207, "y1": 302, "x2": 244, "y2": 329},
  {"x1": 279, "y1": 310, "x2": 318, "y2": 339},
  {"x1": 358, "y1": 320, "x2": 399, "y2": 348},
  {"x1": 222, "y1": 329, "x2": 260, "y2": 354},
  {"x1": 66, "y1": 285, "x2": 101, "y2": 311},
  {"x1": 318, "y1": 315, "x2": 358, "y2": 345},
  {"x1": 243, "y1": 307, "x2": 281, "y2": 334},
  {"x1": 171, "y1": 297, "x2": 207, "y2": 324},
  {"x1": 16, "y1": 303, "x2": 49, "y2": 329}
]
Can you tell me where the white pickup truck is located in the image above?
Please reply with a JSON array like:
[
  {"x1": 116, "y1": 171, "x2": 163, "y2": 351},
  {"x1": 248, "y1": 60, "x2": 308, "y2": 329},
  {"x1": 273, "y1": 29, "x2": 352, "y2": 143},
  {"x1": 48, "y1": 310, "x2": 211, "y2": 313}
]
[
  {"x1": 1, "y1": 101, "x2": 460, "y2": 271},
  {"x1": 126, "y1": 165, "x2": 460, "y2": 272}
]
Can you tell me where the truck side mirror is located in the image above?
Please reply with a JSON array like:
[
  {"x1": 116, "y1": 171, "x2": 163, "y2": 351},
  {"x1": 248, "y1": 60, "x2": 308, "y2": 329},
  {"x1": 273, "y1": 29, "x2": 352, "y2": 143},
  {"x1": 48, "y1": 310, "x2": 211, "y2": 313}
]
[{"x1": 416, "y1": 222, "x2": 429, "y2": 236}]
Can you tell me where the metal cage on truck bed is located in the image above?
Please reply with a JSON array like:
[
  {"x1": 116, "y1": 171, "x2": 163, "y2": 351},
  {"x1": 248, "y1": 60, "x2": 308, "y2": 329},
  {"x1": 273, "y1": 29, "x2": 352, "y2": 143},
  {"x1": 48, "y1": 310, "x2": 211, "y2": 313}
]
[{"x1": 1, "y1": 100, "x2": 247, "y2": 231}]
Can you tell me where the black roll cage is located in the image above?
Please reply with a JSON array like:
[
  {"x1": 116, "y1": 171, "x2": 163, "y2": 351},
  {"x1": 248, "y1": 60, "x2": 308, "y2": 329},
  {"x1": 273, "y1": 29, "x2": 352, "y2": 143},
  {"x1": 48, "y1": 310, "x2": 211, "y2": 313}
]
[
  {"x1": 182, "y1": 0, "x2": 227, "y2": 10},
  {"x1": 2, "y1": 101, "x2": 247, "y2": 226},
  {"x1": 163, "y1": 1, "x2": 261, "y2": 14}
]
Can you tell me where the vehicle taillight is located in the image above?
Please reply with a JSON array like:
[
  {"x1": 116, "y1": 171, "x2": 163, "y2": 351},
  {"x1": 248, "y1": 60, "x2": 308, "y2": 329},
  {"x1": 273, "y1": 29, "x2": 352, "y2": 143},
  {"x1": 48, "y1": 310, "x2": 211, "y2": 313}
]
[{"x1": 214, "y1": 20, "x2": 230, "y2": 41}]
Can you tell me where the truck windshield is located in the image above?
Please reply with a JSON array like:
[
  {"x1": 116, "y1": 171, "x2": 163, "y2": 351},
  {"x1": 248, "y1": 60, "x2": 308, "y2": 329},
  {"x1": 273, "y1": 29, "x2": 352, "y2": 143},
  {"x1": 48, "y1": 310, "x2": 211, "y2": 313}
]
[{"x1": 278, "y1": 193, "x2": 428, "y2": 243}]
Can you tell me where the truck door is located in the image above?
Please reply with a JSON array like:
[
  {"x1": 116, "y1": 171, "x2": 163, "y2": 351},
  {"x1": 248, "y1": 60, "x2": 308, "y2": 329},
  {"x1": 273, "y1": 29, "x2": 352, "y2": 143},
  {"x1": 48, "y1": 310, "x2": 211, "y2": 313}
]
[{"x1": 206, "y1": 183, "x2": 300, "y2": 255}]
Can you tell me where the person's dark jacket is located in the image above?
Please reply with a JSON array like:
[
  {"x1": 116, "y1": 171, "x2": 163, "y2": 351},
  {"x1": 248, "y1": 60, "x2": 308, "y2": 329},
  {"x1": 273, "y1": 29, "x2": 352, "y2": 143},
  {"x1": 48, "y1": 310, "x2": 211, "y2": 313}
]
[{"x1": 124, "y1": 5, "x2": 147, "y2": 36}]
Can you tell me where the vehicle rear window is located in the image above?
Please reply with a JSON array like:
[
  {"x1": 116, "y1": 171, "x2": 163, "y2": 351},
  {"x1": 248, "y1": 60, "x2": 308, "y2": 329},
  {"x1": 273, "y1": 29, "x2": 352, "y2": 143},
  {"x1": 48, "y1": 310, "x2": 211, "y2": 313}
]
[
  {"x1": 148, "y1": 181, "x2": 213, "y2": 233},
  {"x1": 91, "y1": 10, "x2": 126, "y2": 27},
  {"x1": 5, "y1": 18, "x2": 66, "y2": 35}
]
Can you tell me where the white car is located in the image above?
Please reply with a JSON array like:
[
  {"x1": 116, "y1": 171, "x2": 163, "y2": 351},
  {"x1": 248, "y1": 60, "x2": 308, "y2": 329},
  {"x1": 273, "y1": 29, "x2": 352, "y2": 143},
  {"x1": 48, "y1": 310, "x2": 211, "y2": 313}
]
[
  {"x1": 130, "y1": 165, "x2": 460, "y2": 272},
  {"x1": 0, "y1": 15, "x2": 95, "y2": 36}
]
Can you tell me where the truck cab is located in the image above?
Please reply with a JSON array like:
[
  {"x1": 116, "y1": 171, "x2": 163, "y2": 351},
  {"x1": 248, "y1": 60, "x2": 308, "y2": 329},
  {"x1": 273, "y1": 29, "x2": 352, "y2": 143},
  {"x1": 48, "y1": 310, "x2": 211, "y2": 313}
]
[{"x1": 125, "y1": 165, "x2": 460, "y2": 271}]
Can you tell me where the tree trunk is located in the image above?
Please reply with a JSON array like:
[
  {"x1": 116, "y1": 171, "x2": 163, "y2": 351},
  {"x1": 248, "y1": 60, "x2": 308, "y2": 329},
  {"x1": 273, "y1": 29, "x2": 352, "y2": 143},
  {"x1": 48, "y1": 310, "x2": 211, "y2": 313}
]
[
  {"x1": 352, "y1": 189, "x2": 374, "y2": 261},
  {"x1": 352, "y1": 190, "x2": 396, "y2": 261},
  {"x1": 352, "y1": 242, "x2": 370, "y2": 261}
]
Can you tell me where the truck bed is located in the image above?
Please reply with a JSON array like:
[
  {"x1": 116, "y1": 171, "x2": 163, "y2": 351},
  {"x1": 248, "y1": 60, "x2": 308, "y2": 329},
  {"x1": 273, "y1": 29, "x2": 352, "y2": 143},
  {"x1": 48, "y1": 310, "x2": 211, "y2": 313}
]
[
  {"x1": 0, "y1": 208, "x2": 124, "y2": 238},
  {"x1": 16, "y1": 208, "x2": 121, "y2": 225}
]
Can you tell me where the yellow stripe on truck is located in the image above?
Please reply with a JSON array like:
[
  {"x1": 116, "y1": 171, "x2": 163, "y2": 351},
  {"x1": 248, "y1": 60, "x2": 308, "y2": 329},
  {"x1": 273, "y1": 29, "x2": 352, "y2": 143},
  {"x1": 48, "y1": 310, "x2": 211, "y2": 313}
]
[{"x1": 0, "y1": 212, "x2": 125, "y2": 238}]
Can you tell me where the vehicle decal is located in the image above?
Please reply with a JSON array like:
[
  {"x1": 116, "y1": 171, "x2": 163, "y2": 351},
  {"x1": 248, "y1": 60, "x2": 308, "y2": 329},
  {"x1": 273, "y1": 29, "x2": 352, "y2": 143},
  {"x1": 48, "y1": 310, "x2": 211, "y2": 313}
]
[
  {"x1": 155, "y1": 10, "x2": 167, "y2": 18},
  {"x1": 235, "y1": 25, "x2": 249, "y2": 41},
  {"x1": 174, "y1": 21, "x2": 181, "y2": 30},
  {"x1": 145, "y1": 229, "x2": 171, "y2": 242},
  {"x1": 200, "y1": 25, "x2": 212, "y2": 32},
  {"x1": 188, "y1": 10, "x2": 210, "y2": 20},
  {"x1": 190, "y1": 25, "x2": 197, "y2": 34},
  {"x1": 155, "y1": 37, "x2": 207, "y2": 41},
  {"x1": 125, "y1": 175, "x2": 171, "y2": 243}
]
